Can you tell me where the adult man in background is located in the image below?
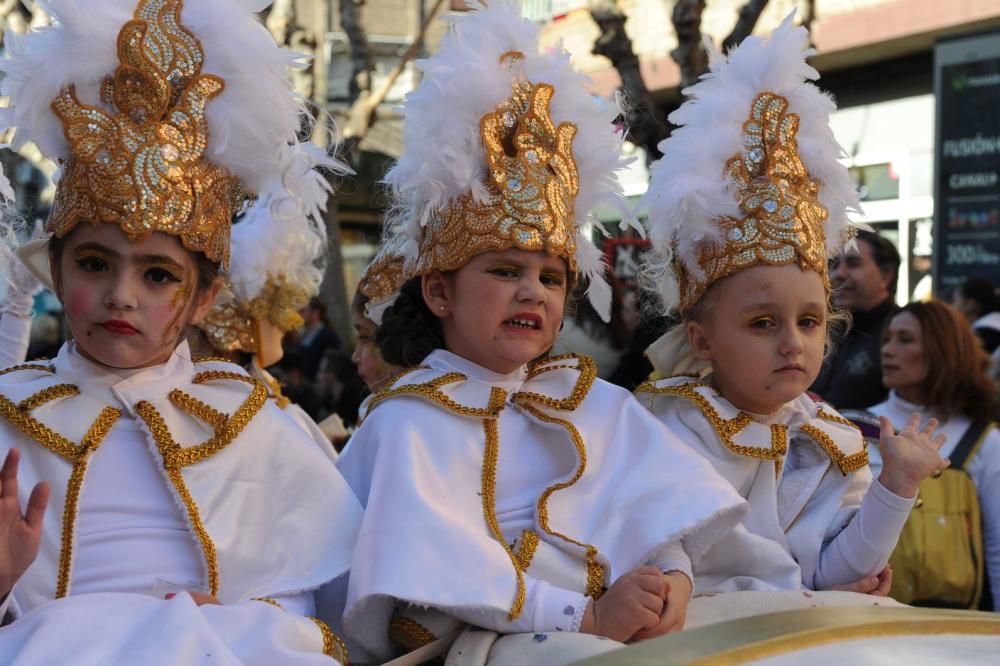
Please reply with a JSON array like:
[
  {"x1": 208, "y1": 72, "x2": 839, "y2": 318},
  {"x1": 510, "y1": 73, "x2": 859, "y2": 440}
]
[{"x1": 811, "y1": 230, "x2": 900, "y2": 409}]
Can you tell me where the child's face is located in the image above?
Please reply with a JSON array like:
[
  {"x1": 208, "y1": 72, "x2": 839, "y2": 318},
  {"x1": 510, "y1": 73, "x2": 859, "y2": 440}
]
[
  {"x1": 687, "y1": 263, "x2": 827, "y2": 414},
  {"x1": 352, "y1": 313, "x2": 401, "y2": 392},
  {"x1": 426, "y1": 248, "x2": 568, "y2": 375},
  {"x1": 54, "y1": 223, "x2": 218, "y2": 369}
]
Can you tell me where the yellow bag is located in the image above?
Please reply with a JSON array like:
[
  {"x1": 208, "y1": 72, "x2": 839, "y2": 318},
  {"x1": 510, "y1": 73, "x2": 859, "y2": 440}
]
[{"x1": 886, "y1": 420, "x2": 991, "y2": 609}]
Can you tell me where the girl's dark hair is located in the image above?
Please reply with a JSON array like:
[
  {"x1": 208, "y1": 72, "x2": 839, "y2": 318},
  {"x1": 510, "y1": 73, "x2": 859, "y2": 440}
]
[
  {"x1": 375, "y1": 276, "x2": 444, "y2": 367},
  {"x1": 889, "y1": 300, "x2": 998, "y2": 422}
]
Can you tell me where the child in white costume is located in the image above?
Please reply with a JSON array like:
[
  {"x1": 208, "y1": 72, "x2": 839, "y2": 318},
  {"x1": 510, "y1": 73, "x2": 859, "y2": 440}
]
[
  {"x1": 335, "y1": 3, "x2": 746, "y2": 663},
  {"x1": 0, "y1": 1, "x2": 360, "y2": 663},
  {"x1": 636, "y1": 15, "x2": 948, "y2": 596}
]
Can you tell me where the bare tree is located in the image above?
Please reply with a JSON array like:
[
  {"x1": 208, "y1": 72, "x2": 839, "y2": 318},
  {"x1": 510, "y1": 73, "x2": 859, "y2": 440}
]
[
  {"x1": 722, "y1": 0, "x2": 770, "y2": 52},
  {"x1": 340, "y1": 0, "x2": 448, "y2": 156},
  {"x1": 670, "y1": 0, "x2": 708, "y2": 90},
  {"x1": 590, "y1": 0, "x2": 666, "y2": 158}
]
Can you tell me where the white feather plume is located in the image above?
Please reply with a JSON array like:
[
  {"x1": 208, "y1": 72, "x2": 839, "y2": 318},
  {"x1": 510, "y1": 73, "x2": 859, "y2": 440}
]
[
  {"x1": 381, "y1": 0, "x2": 629, "y2": 321},
  {"x1": 637, "y1": 12, "x2": 862, "y2": 315},
  {"x1": 227, "y1": 141, "x2": 347, "y2": 306},
  {"x1": 0, "y1": 0, "x2": 302, "y2": 193}
]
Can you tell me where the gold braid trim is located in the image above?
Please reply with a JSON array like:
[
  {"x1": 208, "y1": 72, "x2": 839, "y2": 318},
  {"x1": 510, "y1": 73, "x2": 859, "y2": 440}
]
[
  {"x1": 164, "y1": 380, "x2": 267, "y2": 466},
  {"x1": 261, "y1": 373, "x2": 291, "y2": 409},
  {"x1": 55, "y1": 407, "x2": 121, "y2": 598},
  {"x1": 169, "y1": 391, "x2": 228, "y2": 430},
  {"x1": 517, "y1": 403, "x2": 606, "y2": 600},
  {"x1": 252, "y1": 597, "x2": 283, "y2": 609},
  {"x1": 817, "y1": 407, "x2": 862, "y2": 432},
  {"x1": 0, "y1": 363, "x2": 54, "y2": 376},
  {"x1": 309, "y1": 616, "x2": 349, "y2": 664},
  {"x1": 800, "y1": 423, "x2": 870, "y2": 475},
  {"x1": 390, "y1": 616, "x2": 436, "y2": 648},
  {"x1": 516, "y1": 354, "x2": 596, "y2": 411},
  {"x1": 482, "y1": 417, "x2": 527, "y2": 621},
  {"x1": 192, "y1": 355, "x2": 241, "y2": 365},
  {"x1": 366, "y1": 373, "x2": 507, "y2": 418},
  {"x1": 18, "y1": 384, "x2": 80, "y2": 411},
  {"x1": 192, "y1": 370, "x2": 256, "y2": 386},
  {"x1": 640, "y1": 382, "x2": 789, "y2": 471},
  {"x1": 513, "y1": 530, "x2": 540, "y2": 573}
]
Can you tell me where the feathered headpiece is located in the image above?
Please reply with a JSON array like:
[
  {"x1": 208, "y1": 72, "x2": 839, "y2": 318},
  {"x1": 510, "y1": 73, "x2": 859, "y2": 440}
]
[
  {"x1": 0, "y1": 0, "x2": 306, "y2": 270},
  {"x1": 198, "y1": 141, "x2": 349, "y2": 354},
  {"x1": 365, "y1": 0, "x2": 634, "y2": 323},
  {"x1": 638, "y1": 13, "x2": 861, "y2": 317}
]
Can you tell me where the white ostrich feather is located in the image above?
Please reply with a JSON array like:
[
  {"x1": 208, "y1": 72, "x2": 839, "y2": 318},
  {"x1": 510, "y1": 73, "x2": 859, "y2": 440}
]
[
  {"x1": 0, "y1": 0, "x2": 303, "y2": 194},
  {"x1": 382, "y1": 0, "x2": 631, "y2": 321},
  {"x1": 227, "y1": 141, "x2": 348, "y2": 305},
  {"x1": 637, "y1": 13, "x2": 862, "y2": 315}
]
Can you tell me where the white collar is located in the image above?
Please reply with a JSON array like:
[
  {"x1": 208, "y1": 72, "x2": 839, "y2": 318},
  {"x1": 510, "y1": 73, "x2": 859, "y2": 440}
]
[
  {"x1": 51, "y1": 341, "x2": 195, "y2": 408},
  {"x1": 424, "y1": 349, "x2": 529, "y2": 393}
]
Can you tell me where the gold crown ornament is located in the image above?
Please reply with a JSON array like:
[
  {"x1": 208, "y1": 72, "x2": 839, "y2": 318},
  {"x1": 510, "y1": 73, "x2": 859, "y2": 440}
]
[
  {"x1": 48, "y1": 0, "x2": 242, "y2": 268},
  {"x1": 368, "y1": 1, "x2": 633, "y2": 324},
  {"x1": 639, "y1": 14, "x2": 860, "y2": 318},
  {"x1": 675, "y1": 92, "x2": 833, "y2": 312},
  {"x1": 411, "y1": 63, "x2": 580, "y2": 278},
  {"x1": 199, "y1": 274, "x2": 310, "y2": 354}
]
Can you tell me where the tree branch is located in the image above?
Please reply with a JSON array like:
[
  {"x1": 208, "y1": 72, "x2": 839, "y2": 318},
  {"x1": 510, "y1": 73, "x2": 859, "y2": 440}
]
[{"x1": 723, "y1": 0, "x2": 770, "y2": 53}]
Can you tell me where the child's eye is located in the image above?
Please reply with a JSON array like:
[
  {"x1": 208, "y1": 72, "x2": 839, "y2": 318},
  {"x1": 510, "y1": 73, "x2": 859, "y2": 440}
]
[
  {"x1": 799, "y1": 316, "x2": 822, "y2": 328},
  {"x1": 749, "y1": 317, "x2": 774, "y2": 329},
  {"x1": 76, "y1": 256, "x2": 108, "y2": 272},
  {"x1": 540, "y1": 272, "x2": 565, "y2": 287},
  {"x1": 146, "y1": 267, "x2": 182, "y2": 284},
  {"x1": 489, "y1": 266, "x2": 519, "y2": 278}
]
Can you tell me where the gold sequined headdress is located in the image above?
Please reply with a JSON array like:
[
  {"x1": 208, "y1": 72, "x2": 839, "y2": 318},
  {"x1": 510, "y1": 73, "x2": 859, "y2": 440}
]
[
  {"x1": 366, "y1": 0, "x2": 634, "y2": 323},
  {"x1": 1, "y1": 0, "x2": 308, "y2": 271},
  {"x1": 639, "y1": 14, "x2": 861, "y2": 316}
]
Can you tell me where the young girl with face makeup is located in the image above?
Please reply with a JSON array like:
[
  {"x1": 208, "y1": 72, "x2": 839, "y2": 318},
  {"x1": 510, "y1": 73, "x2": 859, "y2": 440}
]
[
  {"x1": 0, "y1": 2, "x2": 359, "y2": 663},
  {"x1": 334, "y1": 4, "x2": 745, "y2": 664},
  {"x1": 636, "y1": 16, "x2": 946, "y2": 603}
]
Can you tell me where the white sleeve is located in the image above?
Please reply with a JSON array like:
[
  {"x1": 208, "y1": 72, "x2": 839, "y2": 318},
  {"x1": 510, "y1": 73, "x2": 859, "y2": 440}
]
[
  {"x1": 248, "y1": 590, "x2": 347, "y2": 662},
  {"x1": 444, "y1": 575, "x2": 590, "y2": 633},
  {"x1": 813, "y1": 478, "x2": 915, "y2": 589},
  {"x1": 649, "y1": 541, "x2": 693, "y2": 584},
  {"x1": 968, "y1": 432, "x2": 1000, "y2": 611},
  {"x1": 0, "y1": 303, "x2": 32, "y2": 368}
]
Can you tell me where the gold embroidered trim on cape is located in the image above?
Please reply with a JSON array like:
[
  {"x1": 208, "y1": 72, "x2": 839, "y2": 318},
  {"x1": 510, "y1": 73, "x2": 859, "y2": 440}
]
[
  {"x1": 0, "y1": 391, "x2": 121, "y2": 598},
  {"x1": 518, "y1": 403, "x2": 606, "y2": 600},
  {"x1": 0, "y1": 363, "x2": 54, "y2": 377},
  {"x1": 482, "y1": 417, "x2": 527, "y2": 621},
  {"x1": 800, "y1": 423, "x2": 869, "y2": 475},
  {"x1": 134, "y1": 379, "x2": 265, "y2": 597},
  {"x1": 513, "y1": 530, "x2": 540, "y2": 573},
  {"x1": 309, "y1": 616, "x2": 348, "y2": 663},
  {"x1": 640, "y1": 381, "x2": 788, "y2": 475},
  {"x1": 390, "y1": 616, "x2": 436, "y2": 648},
  {"x1": 18, "y1": 384, "x2": 80, "y2": 412},
  {"x1": 192, "y1": 370, "x2": 256, "y2": 386},
  {"x1": 191, "y1": 355, "x2": 240, "y2": 365},
  {"x1": 252, "y1": 596, "x2": 283, "y2": 609},
  {"x1": 367, "y1": 372, "x2": 507, "y2": 418}
]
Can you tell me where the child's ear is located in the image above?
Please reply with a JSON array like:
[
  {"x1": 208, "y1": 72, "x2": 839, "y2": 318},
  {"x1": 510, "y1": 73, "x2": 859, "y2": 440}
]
[
  {"x1": 687, "y1": 320, "x2": 713, "y2": 361},
  {"x1": 421, "y1": 270, "x2": 451, "y2": 318},
  {"x1": 189, "y1": 278, "x2": 222, "y2": 326}
]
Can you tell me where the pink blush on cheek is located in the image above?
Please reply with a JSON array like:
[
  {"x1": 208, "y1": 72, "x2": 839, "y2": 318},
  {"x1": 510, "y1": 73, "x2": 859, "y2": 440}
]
[{"x1": 64, "y1": 288, "x2": 96, "y2": 319}]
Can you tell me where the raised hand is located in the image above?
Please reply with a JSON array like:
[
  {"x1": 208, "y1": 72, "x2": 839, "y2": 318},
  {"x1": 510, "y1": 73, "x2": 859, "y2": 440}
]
[
  {"x1": 878, "y1": 413, "x2": 948, "y2": 499},
  {"x1": 0, "y1": 449, "x2": 50, "y2": 598},
  {"x1": 580, "y1": 566, "x2": 666, "y2": 642}
]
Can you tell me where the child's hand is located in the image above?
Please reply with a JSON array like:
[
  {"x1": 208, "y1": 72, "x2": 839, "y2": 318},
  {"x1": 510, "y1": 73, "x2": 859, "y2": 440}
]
[
  {"x1": 830, "y1": 566, "x2": 892, "y2": 597},
  {"x1": 0, "y1": 449, "x2": 50, "y2": 598},
  {"x1": 631, "y1": 571, "x2": 692, "y2": 641},
  {"x1": 877, "y1": 413, "x2": 947, "y2": 499},
  {"x1": 579, "y1": 566, "x2": 666, "y2": 642}
]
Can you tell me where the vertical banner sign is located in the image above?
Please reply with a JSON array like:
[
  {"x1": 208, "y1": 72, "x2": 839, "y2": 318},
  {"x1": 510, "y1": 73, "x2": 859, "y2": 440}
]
[
  {"x1": 933, "y1": 33, "x2": 1000, "y2": 294},
  {"x1": 602, "y1": 238, "x2": 651, "y2": 286}
]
